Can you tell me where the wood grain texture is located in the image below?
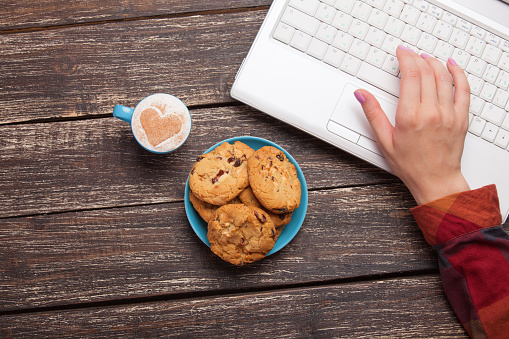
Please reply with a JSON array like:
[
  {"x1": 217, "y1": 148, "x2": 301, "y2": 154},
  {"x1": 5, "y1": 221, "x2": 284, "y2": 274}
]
[
  {"x1": 0, "y1": 183, "x2": 439, "y2": 311},
  {"x1": 0, "y1": 105, "x2": 396, "y2": 218},
  {"x1": 0, "y1": 10, "x2": 266, "y2": 124},
  {"x1": 0, "y1": 276, "x2": 468, "y2": 338},
  {"x1": 0, "y1": 0, "x2": 272, "y2": 31}
]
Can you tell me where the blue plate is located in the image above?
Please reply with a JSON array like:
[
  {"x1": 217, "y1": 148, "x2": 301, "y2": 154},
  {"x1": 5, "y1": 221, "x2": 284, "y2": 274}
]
[{"x1": 184, "y1": 136, "x2": 308, "y2": 255}]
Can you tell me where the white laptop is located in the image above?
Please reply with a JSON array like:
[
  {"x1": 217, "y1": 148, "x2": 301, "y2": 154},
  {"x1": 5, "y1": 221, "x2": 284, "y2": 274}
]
[{"x1": 231, "y1": 0, "x2": 509, "y2": 222}]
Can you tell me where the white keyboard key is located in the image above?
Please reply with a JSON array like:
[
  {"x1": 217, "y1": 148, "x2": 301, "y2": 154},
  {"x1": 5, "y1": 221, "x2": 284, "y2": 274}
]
[
  {"x1": 332, "y1": 12, "x2": 353, "y2": 31},
  {"x1": 348, "y1": 19, "x2": 369, "y2": 39},
  {"x1": 469, "y1": 113, "x2": 474, "y2": 124},
  {"x1": 468, "y1": 75, "x2": 484, "y2": 96},
  {"x1": 383, "y1": 0, "x2": 404, "y2": 17},
  {"x1": 449, "y1": 28, "x2": 469, "y2": 49},
  {"x1": 434, "y1": 41, "x2": 454, "y2": 60},
  {"x1": 366, "y1": 46, "x2": 387, "y2": 67},
  {"x1": 466, "y1": 36, "x2": 486, "y2": 57},
  {"x1": 340, "y1": 54, "x2": 363, "y2": 75},
  {"x1": 366, "y1": 27, "x2": 386, "y2": 47},
  {"x1": 486, "y1": 33, "x2": 500, "y2": 47},
  {"x1": 382, "y1": 54, "x2": 400, "y2": 75},
  {"x1": 307, "y1": 38, "x2": 329, "y2": 59},
  {"x1": 384, "y1": 17, "x2": 405, "y2": 37},
  {"x1": 290, "y1": 31, "x2": 313, "y2": 51},
  {"x1": 333, "y1": 32, "x2": 355, "y2": 51},
  {"x1": 501, "y1": 113, "x2": 509, "y2": 131},
  {"x1": 282, "y1": 7, "x2": 321, "y2": 36},
  {"x1": 427, "y1": 5, "x2": 442, "y2": 19},
  {"x1": 416, "y1": 13, "x2": 437, "y2": 33},
  {"x1": 502, "y1": 113, "x2": 509, "y2": 130},
  {"x1": 469, "y1": 116, "x2": 486, "y2": 136},
  {"x1": 501, "y1": 40, "x2": 509, "y2": 53},
  {"x1": 323, "y1": 46, "x2": 346, "y2": 67},
  {"x1": 498, "y1": 52, "x2": 509, "y2": 72},
  {"x1": 400, "y1": 5, "x2": 420, "y2": 25},
  {"x1": 335, "y1": 0, "x2": 357, "y2": 14},
  {"x1": 401, "y1": 25, "x2": 422, "y2": 45},
  {"x1": 466, "y1": 57, "x2": 487, "y2": 77},
  {"x1": 315, "y1": 4, "x2": 337, "y2": 24},
  {"x1": 471, "y1": 25, "x2": 486, "y2": 40},
  {"x1": 349, "y1": 39, "x2": 370, "y2": 60},
  {"x1": 493, "y1": 88, "x2": 509, "y2": 109},
  {"x1": 351, "y1": 1, "x2": 373, "y2": 21},
  {"x1": 456, "y1": 19, "x2": 471, "y2": 33},
  {"x1": 273, "y1": 22, "x2": 296, "y2": 44},
  {"x1": 432, "y1": 20, "x2": 453, "y2": 41},
  {"x1": 403, "y1": 0, "x2": 413, "y2": 4},
  {"x1": 469, "y1": 95, "x2": 485, "y2": 115},
  {"x1": 482, "y1": 64, "x2": 500, "y2": 84},
  {"x1": 381, "y1": 35, "x2": 402, "y2": 55},
  {"x1": 482, "y1": 122, "x2": 499, "y2": 143},
  {"x1": 450, "y1": 48, "x2": 470, "y2": 69},
  {"x1": 442, "y1": 11, "x2": 458, "y2": 26},
  {"x1": 496, "y1": 70, "x2": 509, "y2": 90},
  {"x1": 316, "y1": 23, "x2": 338, "y2": 44},
  {"x1": 480, "y1": 83, "x2": 498, "y2": 102},
  {"x1": 482, "y1": 45, "x2": 502, "y2": 65},
  {"x1": 366, "y1": 0, "x2": 387, "y2": 10},
  {"x1": 322, "y1": 0, "x2": 336, "y2": 5},
  {"x1": 289, "y1": 0, "x2": 320, "y2": 16},
  {"x1": 417, "y1": 32, "x2": 437, "y2": 53},
  {"x1": 413, "y1": 0, "x2": 429, "y2": 12},
  {"x1": 494, "y1": 128, "x2": 509, "y2": 149},
  {"x1": 368, "y1": 9, "x2": 389, "y2": 29},
  {"x1": 481, "y1": 103, "x2": 505, "y2": 125},
  {"x1": 358, "y1": 62, "x2": 401, "y2": 96}
]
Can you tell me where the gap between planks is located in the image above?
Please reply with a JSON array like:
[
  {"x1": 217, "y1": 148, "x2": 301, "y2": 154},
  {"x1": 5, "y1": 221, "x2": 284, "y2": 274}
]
[
  {"x1": 0, "y1": 6, "x2": 270, "y2": 35},
  {"x1": 0, "y1": 268, "x2": 437, "y2": 317}
]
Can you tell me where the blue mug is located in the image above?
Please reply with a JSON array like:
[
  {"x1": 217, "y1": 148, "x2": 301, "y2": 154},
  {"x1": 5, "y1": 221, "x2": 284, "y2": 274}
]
[{"x1": 113, "y1": 93, "x2": 192, "y2": 154}]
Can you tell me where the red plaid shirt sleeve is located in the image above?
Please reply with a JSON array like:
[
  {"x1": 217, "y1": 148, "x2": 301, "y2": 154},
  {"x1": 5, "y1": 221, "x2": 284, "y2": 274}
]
[{"x1": 411, "y1": 185, "x2": 509, "y2": 338}]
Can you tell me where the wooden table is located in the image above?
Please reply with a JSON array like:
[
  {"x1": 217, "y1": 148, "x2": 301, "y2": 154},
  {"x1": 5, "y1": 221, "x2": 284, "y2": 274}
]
[{"x1": 1, "y1": 1, "x2": 505, "y2": 337}]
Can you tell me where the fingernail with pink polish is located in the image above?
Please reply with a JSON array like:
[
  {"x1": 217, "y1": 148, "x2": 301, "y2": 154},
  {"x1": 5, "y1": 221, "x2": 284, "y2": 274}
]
[
  {"x1": 448, "y1": 58, "x2": 458, "y2": 66},
  {"x1": 354, "y1": 91, "x2": 365, "y2": 105},
  {"x1": 421, "y1": 53, "x2": 431, "y2": 59}
]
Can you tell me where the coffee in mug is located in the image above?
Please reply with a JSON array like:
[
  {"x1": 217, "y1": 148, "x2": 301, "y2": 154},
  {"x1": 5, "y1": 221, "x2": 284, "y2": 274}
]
[{"x1": 114, "y1": 93, "x2": 192, "y2": 154}]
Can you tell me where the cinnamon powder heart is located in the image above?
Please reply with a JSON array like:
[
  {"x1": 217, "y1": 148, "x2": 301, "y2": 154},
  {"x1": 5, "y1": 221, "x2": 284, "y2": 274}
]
[{"x1": 140, "y1": 107, "x2": 183, "y2": 147}]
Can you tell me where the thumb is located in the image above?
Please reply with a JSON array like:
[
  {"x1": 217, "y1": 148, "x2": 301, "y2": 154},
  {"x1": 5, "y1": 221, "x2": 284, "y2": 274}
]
[{"x1": 354, "y1": 89, "x2": 394, "y2": 153}]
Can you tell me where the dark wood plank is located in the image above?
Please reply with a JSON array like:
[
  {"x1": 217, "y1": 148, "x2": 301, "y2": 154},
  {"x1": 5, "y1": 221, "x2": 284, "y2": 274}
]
[
  {"x1": 0, "y1": 105, "x2": 396, "y2": 218},
  {"x1": 0, "y1": 276, "x2": 468, "y2": 337},
  {"x1": 0, "y1": 10, "x2": 266, "y2": 124},
  {"x1": 0, "y1": 183, "x2": 439, "y2": 311},
  {"x1": 0, "y1": 1, "x2": 271, "y2": 31}
]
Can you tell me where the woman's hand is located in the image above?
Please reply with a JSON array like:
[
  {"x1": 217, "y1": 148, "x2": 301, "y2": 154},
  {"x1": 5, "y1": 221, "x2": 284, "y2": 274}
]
[{"x1": 355, "y1": 46, "x2": 471, "y2": 205}]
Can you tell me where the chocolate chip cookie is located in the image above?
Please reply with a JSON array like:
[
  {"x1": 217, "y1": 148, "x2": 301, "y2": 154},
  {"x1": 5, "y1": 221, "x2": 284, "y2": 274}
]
[
  {"x1": 207, "y1": 204, "x2": 277, "y2": 265},
  {"x1": 239, "y1": 186, "x2": 292, "y2": 228},
  {"x1": 189, "y1": 191, "x2": 241, "y2": 223},
  {"x1": 189, "y1": 141, "x2": 255, "y2": 205},
  {"x1": 247, "y1": 146, "x2": 301, "y2": 214}
]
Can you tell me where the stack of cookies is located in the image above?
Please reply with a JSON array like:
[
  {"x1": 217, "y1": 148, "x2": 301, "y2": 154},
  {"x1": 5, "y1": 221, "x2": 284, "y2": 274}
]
[{"x1": 189, "y1": 141, "x2": 301, "y2": 265}]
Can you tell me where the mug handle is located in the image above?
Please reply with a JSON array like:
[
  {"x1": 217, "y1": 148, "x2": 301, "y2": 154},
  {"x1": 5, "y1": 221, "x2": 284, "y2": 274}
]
[{"x1": 113, "y1": 105, "x2": 134, "y2": 123}]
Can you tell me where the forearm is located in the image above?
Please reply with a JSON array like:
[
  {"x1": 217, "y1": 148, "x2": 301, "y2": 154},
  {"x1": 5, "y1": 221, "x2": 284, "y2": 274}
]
[{"x1": 411, "y1": 185, "x2": 509, "y2": 338}]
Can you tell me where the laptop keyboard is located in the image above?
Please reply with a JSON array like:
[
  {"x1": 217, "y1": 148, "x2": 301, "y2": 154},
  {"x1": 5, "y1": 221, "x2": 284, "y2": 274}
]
[{"x1": 272, "y1": 0, "x2": 509, "y2": 151}]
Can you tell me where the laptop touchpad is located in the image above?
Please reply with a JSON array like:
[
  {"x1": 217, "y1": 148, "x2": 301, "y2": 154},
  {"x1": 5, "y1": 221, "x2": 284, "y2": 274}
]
[{"x1": 329, "y1": 84, "x2": 397, "y2": 141}]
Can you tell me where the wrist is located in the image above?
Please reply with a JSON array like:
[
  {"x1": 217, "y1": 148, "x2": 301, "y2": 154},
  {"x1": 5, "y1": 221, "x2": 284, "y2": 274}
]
[{"x1": 406, "y1": 173, "x2": 470, "y2": 205}]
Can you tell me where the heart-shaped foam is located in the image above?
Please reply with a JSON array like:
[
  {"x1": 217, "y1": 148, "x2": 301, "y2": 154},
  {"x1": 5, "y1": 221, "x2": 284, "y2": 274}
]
[{"x1": 140, "y1": 107, "x2": 183, "y2": 147}]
